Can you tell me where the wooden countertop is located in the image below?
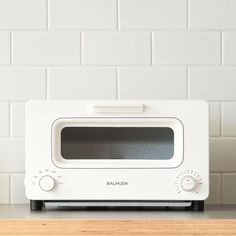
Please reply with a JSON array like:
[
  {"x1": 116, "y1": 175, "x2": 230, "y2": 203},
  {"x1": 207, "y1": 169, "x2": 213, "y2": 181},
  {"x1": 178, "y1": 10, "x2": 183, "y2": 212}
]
[
  {"x1": 0, "y1": 205, "x2": 235, "y2": 235},
  {"x1": 0, "y1": 219, "x2": 236, "y2": 235}
]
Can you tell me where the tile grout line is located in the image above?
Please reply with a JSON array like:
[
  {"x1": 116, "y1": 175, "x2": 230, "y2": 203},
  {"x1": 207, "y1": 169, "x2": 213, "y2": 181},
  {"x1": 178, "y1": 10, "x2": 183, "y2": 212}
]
[
  {"x1": 9, "y1": 174, "x2": 11, "y2": 204},
  {"x1": 220, "y1": 31, "x2": 223, "y2": 65},
  {"x1": 46, "y1": 67, "x2": 49, "y2": 99},
  {"x1": 220, "y1": 173, "x2": 223, "y2": 205},
  {"x1": 8, "y1": 102, "x2": 11, "y2": 137},
  {"x1": 10, "y1": 31, "x2": 12, "y2": 65},
  {"x1": 80, "y1": 31, "x2": 83, "y2": 65},
  {"x1": 116, "y1": 67, "x2": 119, "y2": 99},
  {"x1": 0, "y1": 29, "x2": 235, "y2": 32},
  {"x1": 209, "y1": 136, "x2": 236, "y2": 139},
  {"x1": 152, "y1": 32, "x2": 156, "y2": 64},
  {"x1": 186, "y1": 0, "x2": 189, "y2": 29},
  {"x1": 117, "y1": 0, "x2": 119, "y2": 30},
  {"x1": 0, "y1": 137, "x2": 25, "y2": 140},
  {"x1": 150, "y1": 31, "x2": 153, "y2": 65},
  {"x1": 220, "y1": 102, "x2": 223, "y2": 136},
  {"x1": 46, "y1": 0, "x2": 49, "y2": 30},
  {"x1": 0, "y1": 172, "x2": 25, "y2": 174},
  {"x1": 1, "y1": 64, "x2": 235, "y2": 68},
  {"x1": 186, "y1": 66, "x2": 189, "y2": 99}
]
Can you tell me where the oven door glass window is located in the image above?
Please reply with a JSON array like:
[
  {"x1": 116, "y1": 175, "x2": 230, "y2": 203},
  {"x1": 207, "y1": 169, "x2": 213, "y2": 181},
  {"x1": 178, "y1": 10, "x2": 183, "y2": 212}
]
[
  {"x1": 61, "y1": 127, "x2": 174, "y2": 160},
  {"x1": 52, "y1": 118, "x2": 183, "y2": 169}
]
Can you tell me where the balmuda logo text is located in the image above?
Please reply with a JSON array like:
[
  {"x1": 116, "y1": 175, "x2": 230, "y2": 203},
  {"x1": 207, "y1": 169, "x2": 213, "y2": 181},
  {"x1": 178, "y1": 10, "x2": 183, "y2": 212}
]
[{"x1": 107, "y1": 181, "x2": 128, "y2": 186}]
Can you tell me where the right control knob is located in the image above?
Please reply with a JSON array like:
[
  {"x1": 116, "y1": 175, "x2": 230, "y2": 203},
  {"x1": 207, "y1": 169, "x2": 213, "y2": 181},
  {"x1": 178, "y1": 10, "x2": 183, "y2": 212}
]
[{"x1": 180, "y1": 175, "x2": 198, "y2": 192}]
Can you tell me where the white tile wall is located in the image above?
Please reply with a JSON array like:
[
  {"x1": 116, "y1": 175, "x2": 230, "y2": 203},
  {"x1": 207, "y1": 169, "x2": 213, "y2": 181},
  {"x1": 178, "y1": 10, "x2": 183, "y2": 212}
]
[
  {"x1": 119, "y1": 0, "x2": 186, "y2": 29},
  {"x1": 0, "y1": 174, "x2": 10, "y2": 204},
  {"x1": 0, "y1": 138, "x2": 25, "y2": 172},
  {"x1": 0, "y1": 0, "x2": 234, "y2": 204},
  {"x1": 223, "y1": 32, "x2": 236, "y2": 65},
  {"x1": 48, "y1": 67, "x2": 117, "y2": 99},
  {"x1": 13, "y1": 32, "x2": 81, "y2": 65},
  {"x1": 118, "y1": 67, "x2": 187, "y2": 99},
  {"x1": 209, "y1": 103, "x2": 221, "y2": 137},
  {"x1": 189, "y1": 0, "x2": 236, "y2": 29},
  {"x1": 222, "y1": 174, "x2": 236, "y2": 204},
  {"x1": 0, "y1": 67, "x2": 46, "y2": 100},
  {"x1": 82, "y1": 32, "x2": 151, "y2": 65},
  {"x1": 0, "y1": 102, "x2": 9, "y2": 137},
  {"x1": 206, "y1": 173, "x2": 221, "y2": 205},
  {"x1": 0, "y1": 32, "x2": 10, "y2": 65},
  {"x1": 210, "y1": 138, "x2": 236, "y2": 172},
  {"x1": 153, "y1": 32, "x2": 221, "y2": 65},
  {"x1": 222, "y1": 103, "x2": 236, "y2": 136},
  {"x1": 0, "y1": 0, "x2": 46, "y2": 29},
  {"x1": 49, "y1": 0, "x2": 117, "y2": 29},
  {"x1": 10, "y1": 174, "x2": 28, "y2": 204},
  {"x1": 189, "y1": 67, "x2": 236, "y2": 101},
  {"x1": 10, "y1": 102, "x2": 25, "y2": 137}
]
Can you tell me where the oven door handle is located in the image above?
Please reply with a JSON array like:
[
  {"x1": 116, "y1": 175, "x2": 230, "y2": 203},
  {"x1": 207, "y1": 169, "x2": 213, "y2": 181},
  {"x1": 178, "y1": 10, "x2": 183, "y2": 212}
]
[{"x1": 93, "y1": 104, "x2": 144, "y2": 113}]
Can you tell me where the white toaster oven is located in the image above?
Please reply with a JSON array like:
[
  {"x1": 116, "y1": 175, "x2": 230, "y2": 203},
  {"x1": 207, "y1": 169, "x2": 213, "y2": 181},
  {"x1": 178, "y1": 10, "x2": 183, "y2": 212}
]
[{"x1": 25, "y1": 100, "x2": 209, "y2": 211}]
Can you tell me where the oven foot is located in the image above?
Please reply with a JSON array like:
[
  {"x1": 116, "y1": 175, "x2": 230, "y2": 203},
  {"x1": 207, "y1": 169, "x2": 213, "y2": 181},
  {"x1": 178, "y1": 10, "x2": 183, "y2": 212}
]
[
  {"x1": 30, "y1": 200, "x2": 44, "y2": 211},
  {"x1": 190, "y1": 200, "x2": 204, "y2": 211}
]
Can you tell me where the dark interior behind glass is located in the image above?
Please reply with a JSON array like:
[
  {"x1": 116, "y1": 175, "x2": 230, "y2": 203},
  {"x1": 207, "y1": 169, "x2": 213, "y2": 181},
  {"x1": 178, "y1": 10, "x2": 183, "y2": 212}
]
[{"x1": 61, "y1": 127, "x2": 174, "y2": 160}]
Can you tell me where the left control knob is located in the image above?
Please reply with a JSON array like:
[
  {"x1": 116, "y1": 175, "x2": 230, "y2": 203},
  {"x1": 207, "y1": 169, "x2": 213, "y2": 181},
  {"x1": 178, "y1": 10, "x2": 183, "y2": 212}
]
[{"x1": 39, "y1": 175, "x2": 55, "y2": 191}]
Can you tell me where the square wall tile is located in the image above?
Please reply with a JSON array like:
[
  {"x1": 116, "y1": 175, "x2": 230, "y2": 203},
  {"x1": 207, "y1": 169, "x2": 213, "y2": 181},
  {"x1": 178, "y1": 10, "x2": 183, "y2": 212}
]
[
  {"x1": 153, "y1": 32, "x2": 221, "y2": 65},
  {"x1": 189, "y1": 67, "x2": 236, "y2": 101},
  {"x1": 0, "y1": 138, "x2": 25, "y2": 172},
  {"x1": 10, "y1": 174, "x2": 28, "y2": 204},
  {"x1": 209, "y1": 103, "x2": 220, "y2": 137},
  {"x1": 49, "y1": 0, "x2": 117, "y2": 29},
  {"x1": 0, "y1": 174, "x2": 9, "y2": 204},
  {"x1": 82, "y1": 32, "x2": 151, "y2": 65},
  {"x1": 222, "y1": 173, "x2": 236, "y2": 204},
  {"x1": 10, "y1": 102, "x2": 25, "y2": 137},
  {"x1": 0, "y1": 102, "x2": 9, "y2": 136},
  {"x1": 12, "y1": 32, "x2": 81, "y2": 65},
  {"x1": 118, "y1": 67, "x2": 187, "y2": 99},
  {"x1": 0, "y1": 67, "x2": 46, "y2": 100},
  {"x1": 48, "y1": 67, "x2": 117, "y2": 99},
  {"x1": 206, "y1": 173, "x2": 221, "y2": 205},
  {"x1": 210, "y1": 138, "x2": 236, "y2": 172},
  {"x1": 0, "y1": 0, "x2": 46, "y2": 29},
  {"x1": 119, "y1": 0, "x2": 186, "y2": 29},
  {"x1": 222, "y1": 103, "x2": 236, "y2": 136}
]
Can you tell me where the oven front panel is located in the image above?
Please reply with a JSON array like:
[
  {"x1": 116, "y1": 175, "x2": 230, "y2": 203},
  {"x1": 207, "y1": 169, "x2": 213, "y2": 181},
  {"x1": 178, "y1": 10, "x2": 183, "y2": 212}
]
[
  {"x1": 25, "y1": 100, "x2": 209, "y2": 201},
  {"x1": 25, "y1": 168, "x2": 208, "y2": 200}
]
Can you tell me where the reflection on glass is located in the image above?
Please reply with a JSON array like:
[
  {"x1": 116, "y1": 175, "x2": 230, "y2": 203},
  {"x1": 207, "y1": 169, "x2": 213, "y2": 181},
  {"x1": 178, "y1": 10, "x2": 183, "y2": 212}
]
[{"x1": 61, "y1": 127, "x2": 174, "y2": 160}]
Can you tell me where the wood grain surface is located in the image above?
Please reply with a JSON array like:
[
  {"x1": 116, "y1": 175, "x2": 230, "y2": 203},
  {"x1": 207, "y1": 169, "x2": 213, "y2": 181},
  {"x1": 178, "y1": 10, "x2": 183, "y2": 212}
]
[{"x1": 0, "y1": 219, "x2": 236, "y2": 236}]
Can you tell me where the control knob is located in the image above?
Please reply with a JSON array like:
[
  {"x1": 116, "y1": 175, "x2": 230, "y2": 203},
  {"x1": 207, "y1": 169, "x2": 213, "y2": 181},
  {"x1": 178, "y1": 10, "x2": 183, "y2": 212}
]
[
  {"x1": 39, "y1": 175, "x2": 55, "y2": 191},
  {"x1": 180, "y1": 175, "x2": 198, "y2": 192}
]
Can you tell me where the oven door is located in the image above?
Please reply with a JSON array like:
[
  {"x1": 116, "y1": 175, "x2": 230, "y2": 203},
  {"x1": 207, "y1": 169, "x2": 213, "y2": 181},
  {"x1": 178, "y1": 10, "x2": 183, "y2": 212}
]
[{"x1": 52, "y1": 118, "x2": 184, "y2": 169}]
